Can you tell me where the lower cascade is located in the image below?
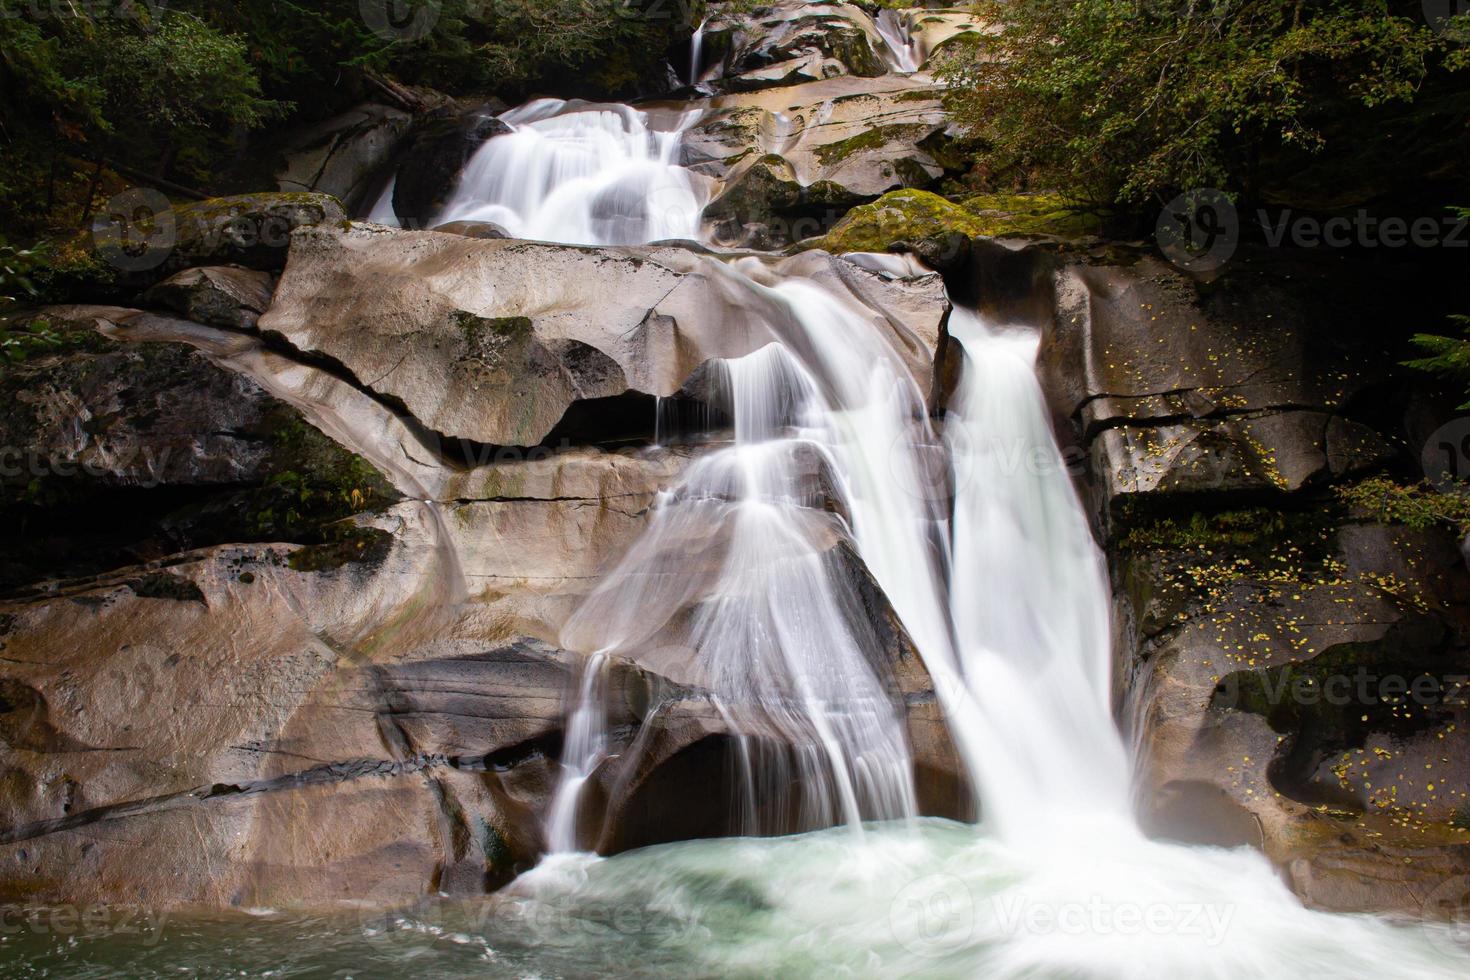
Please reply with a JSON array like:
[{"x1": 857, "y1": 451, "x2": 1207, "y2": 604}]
[{"x1": 446, "y1": 100, "x2": 1470, "y2": 976}]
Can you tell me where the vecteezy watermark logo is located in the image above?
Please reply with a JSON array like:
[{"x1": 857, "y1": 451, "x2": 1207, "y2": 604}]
[
  {"x1": 0, "y1": 905, "x2": 169, "y2": 945},
  {"x1": 990, "y1": 896, "x2": 1235, "y2": 945},
  {"x1": 92, "y1": 188, "x2": 174, "y2": 273},
  {"x1": 890, "y1": 874, "x2": 975, "y2": 957},
  {"x1": 1424, "y1": 0, "x2": 1470, "y2": 34},
  {"x1": 1422, "y1": 875, "x2": 1470, "y2": 956},
  {"x1": 1260, "y1": 209, "x2": 1468, "y2": 250},
  {"x1": 1422, "y1": 418, "x2": 1470, "y2": 493},
  {"x1": 1155, "y1": 189, "x2": 1239, "y2": 273},
  {"x1": 360, "y1": 0, "x2": 441, "y2": 42}
]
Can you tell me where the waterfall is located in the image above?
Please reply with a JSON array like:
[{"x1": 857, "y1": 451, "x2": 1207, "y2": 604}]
[
  {"x1": 942, "y1": 307, "x2": 1132, "y2": 838},
  {"x1": 554, "y1": 262, "x2": 952, "y2": 845},
  {"x1": 431, "y1": 99, "x2": 705, "y2": 245},
  {"x1": 688, "y1": 20, "x2": 707, "y2": 86},
  {"x1": 875, "y1": 9, "x2": 920, "y2": 74},
  {"x1": 437, "y1": 91, "x2": 1470, "y2": 977},
  {"x1": 544, "y1": 652, "x2": 610, "y2": 854},
  {"x1": 365, "y1": 174, "x2": 399, "y2": 226}
]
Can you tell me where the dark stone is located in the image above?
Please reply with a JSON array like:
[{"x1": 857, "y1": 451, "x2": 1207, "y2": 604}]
[{"x1": 392, "y1": 111, "x2": 512, "y2": 229}]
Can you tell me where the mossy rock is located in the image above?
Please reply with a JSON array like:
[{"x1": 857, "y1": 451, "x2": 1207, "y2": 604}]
[
  {"x1": 168, "y1": 193, "x2": 347, "y2": 272},
  {"x1": 802, "y1": 188, "x2": 1102, "y2": 254},
  {"x1": 813, "y1": 124, "x2": 933, "y2": 168},
  {"x1": 287, "y1": 525, "x2": 394, "y2": 574},
  {"x1": 63, "y1": 192, "x2": 347, "y2": 299}
]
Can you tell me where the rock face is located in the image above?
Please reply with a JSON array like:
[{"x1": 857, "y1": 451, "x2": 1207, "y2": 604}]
[
  {"x1": 702, "y1": 0, "x2": 891, "y2": 91},
  {"x1": 392, "y1": 111, "x2": 512, "y2": 229},
  {"x1": 0, "y1": 306, "x2": 400, "y2": 594},
  {"x1": 698, "y1": 2, "x2": 978, "y2": 93},
  {"x1": 957, "y1": 238, "x2": 1470, "y2": 915},
  {"x1": 256, "y1": 223, "x2": 950, "y2": 447},
  {"x1": 676, "y1": 1, "x2": 980, "y2": 248},
  {"x1": 0, "y1": 209, "x2": 961, "y2": 906},
  {"x1": 274, "y1": 103, "x2": 412, "y2": 212},
  {"x1": 686, "y1": 74, "x2": 962, "y2": 246}
]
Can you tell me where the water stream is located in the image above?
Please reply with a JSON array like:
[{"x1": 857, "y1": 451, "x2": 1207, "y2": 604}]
[
  {"x1": 875, "y1": 9, "x2": 921, "y2": 74},
  {"x1": 441, "y1": 97, "x2": 1470, "y2": 977},
  {"x1": 23, "y1": 85, "x2": 1466, "y2": 980}
]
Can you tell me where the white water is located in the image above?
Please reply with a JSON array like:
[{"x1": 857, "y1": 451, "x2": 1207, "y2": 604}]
[
  {"x1": 366, "y1": 174, "x2": 399, "y2": 226},
  {"x1": 876, "y1": 8, "x2": 921, "y2": 74},
  {"x1": 431, "y1": 99, "x2": 704, "y2": 244},
  {"x1": 687, "y1": 20, "x2": 707, "y2": 86},
  {"x1": 544, "y1": 652, "x2": 610, "y2": 854},
  {"x1": 433, "y1": 93, "x2": 1470, "y2": 976},
  {"x1": 557, "y1": 261, "x2": 948, "y2": 841}
]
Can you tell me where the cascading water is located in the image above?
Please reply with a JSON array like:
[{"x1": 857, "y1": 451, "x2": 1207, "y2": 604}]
[
  {"x1": 688, "y1": 19, "x2": 707, "y2": 86},
  {"x1": 431, "y1": 99, "x2": 705, "y2": 245},
  {"x1": 555, "y1": 262, "x2": 957, "y2": 845},
  {"x1": 434, "y1": 85, "x2": 1470, "y2": 978},
  {"x1": 875, "y1": 8, "x2": 921, "y2": 74}
]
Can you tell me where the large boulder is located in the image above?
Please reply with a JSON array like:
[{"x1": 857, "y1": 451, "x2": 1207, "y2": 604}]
[
  {"x1": 164, "y1": 193, "x2": 347, "y2": 274},
  {"x1": 274, "y1": 103, "x2": 412, "y2": 211},
  {"x1": 256, "y1": 224, "x2": 951, "y2": 448},
  {"x1": 683, "y1": 73, "x2": 962, "y2": 245},
  {"x1": 0, "y1": 306, "x2": 398, "y2": 594},
  {"x1": 138, "y1": 266, "x2": 274, "y2": 331}
]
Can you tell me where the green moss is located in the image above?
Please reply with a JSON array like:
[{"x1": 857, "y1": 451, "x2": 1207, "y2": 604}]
[
  {"x1": 125, "y1": 572, "x2": 205, "y2": 603},
  {"x1": 802, "y1": 188, "x2": 1102, "y2": 254},
  {"x1": 0, "y1": 314, "x2": 108, "y2": 371},
  {"x1": 287, "y1": 525, "x2": 393, "y2": 573},
  {"x1": 244, "y1": 409, "x2": 400, "y2": 541},
  {"x1": 1336, "y1": 477, "x2": 1470, "y2": 535},
  {"x1": 455, "y1": 312, "x2": 532, "y2": 344},
  {"x1": 813, "y1": 125, "x2": 930, "y2": 167},
  {"x1": 1117, "y1": 508, "x2": 1291, "y2": 552}
]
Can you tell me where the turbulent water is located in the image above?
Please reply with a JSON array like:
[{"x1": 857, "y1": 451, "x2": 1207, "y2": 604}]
[
  {"x1": 18, "y1": 88, "x2": 1470, "y2": 980},
  {"x1": 432, "y1": 99, "x2": 705, "y2": 245}
]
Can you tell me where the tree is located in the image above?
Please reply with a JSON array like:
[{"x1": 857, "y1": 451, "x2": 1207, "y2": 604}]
[{"x1": 938, "y1": 0, "x2": 1468, "y2": 211}]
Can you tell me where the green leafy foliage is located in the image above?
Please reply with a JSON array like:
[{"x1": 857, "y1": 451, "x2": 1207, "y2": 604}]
[
  {"x1": 938, "y1": 0, "x2": 1468, "y2": 210},
  {"x1": 0, "y1": 0, "x2": 699, "y2": 237},
  {"x1": 1404, "y1": 208, "x2": 1470, "y2": 406},
  {"x1": 1336, "y1": 477, "x2": 1470, "y2": 535}
]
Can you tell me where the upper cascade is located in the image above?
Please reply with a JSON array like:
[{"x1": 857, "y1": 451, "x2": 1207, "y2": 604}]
[{"x1": 432, "y1": 99, "x2": 706, "y2": 246}]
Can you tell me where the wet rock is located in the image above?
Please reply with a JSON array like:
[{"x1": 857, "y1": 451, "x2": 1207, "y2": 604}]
[
  {"x1": 392, "y1": 111, "x2": 512, "y2": 229},
  {"x1": 681, "y1": 73, "x2": 964, "y2": 245},
  {"x1": 1119, "y1": 513, "x2": 1470, "y2": 915},
  {"x1": 257, "y1": 224, "x2": 950, "y2": 447},
  {"x1": 274, "y1": 103, "x2": 412, "y2": 211},
  {"x1": 431, "y1": 220, "x2": 513, "y2": 240},
  {"x1": 138, "y1": 266, "x2": 274, "y2": 331},
  {"x1": 0, "y1": 306, "x2": 398, "y2": 593}
]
